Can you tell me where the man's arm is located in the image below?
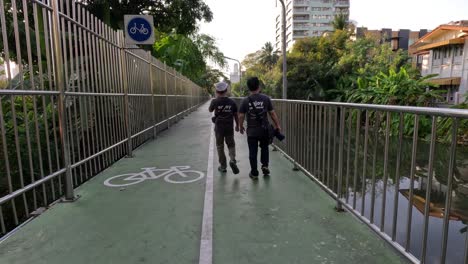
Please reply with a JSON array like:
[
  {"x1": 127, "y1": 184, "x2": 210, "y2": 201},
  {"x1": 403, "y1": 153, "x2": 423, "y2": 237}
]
[
  {"x1": 238, "y1": 113, "x2": 245, "y2": 134},
  {"x1": 208, "y1": 99, "x2": 215, "y2": 112},
  {"x1": 234, "y1": 112, "x2": 240, "y2": 132},
  {"x1": 269, "y1": 110, "x2": 281, "y2": 131},
  {"x1": 238, "y1": 99, "x2": 248, "y2": 134},
  {"x1": 266, "y1": 97, "x2": 281, "y2": 131}
]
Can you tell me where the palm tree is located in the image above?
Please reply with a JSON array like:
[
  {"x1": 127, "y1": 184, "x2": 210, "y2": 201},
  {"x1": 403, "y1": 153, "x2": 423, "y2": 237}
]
[
  {"x1": 332, "y1": 13, "x2": 348, "y2": 31},
  {"x1": 258, "y1": 42, "x2": 279, "y2": 70}
]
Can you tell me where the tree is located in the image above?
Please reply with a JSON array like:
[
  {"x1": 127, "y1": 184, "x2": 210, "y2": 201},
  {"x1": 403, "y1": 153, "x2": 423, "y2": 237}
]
[
  {"x1": 286, "y1": 29, "x2": 349, "y2": 100},
  {"x1": 193, "y1": 34, "x2": 226, "y2": 68},
  {"x1": 197, "y1": 67, "x2": 227, "y2": 95},
  {"x1": 231, "y1": 43, "x2": 282, "y2": 98},
  {"x1": 152, "y1": 32, "x2": 225, "y2": 86},
  {"x1": 82, "y1": 0, "x2": 213, "y2": 35},
  {"x1": 153, "y1": 33, "x2": 205, "y2": 80},
  {"x1": 332, "y1": 13, "x2": 348, "y2": 31},
  {"x1": 258, "y1": 42, "x2": 279, "y2": 70}
]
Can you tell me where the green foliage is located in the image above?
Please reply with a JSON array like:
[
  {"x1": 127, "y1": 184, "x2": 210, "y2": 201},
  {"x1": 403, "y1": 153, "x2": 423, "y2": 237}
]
[
  {"x1": 331, "y1": 13, "x2": 348, "y2": 31},
  {"x1": 231, "y1": 42, "x2": 283, "y2": 98},
  {"x1": 152, "y1": 32, "x2": 226, "y2": 92},
  {"x1": 346, "y1": 68, "x2": 442, "y2": 106},
  {"x1": 196, "y1": 67, "x2": 227, "y2": 95},
  {"x1": 258, "y1": 42, "x2": 279, "y2": 70},
  {"x1": 287, "y1": 29, "x2": 349, "y2": 100},
  {"x1": 82, "y1": 0, "x2": 213, "y2": 35},
  {"x1": 436, "y1": 99, "x2": 468, "y2": 143},
  {"x1": 152, "y1": 32, "x2": 205, "y2": 80}
]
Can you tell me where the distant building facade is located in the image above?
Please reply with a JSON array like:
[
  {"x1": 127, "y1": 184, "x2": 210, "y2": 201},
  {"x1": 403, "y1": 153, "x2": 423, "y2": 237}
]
[
  {"x1": 275, "y1": 0, "x2": 350, "y2": 51},
  {"x1": 356, "y1": 27, "x2": 429, "y2": 51},
  {"x1": 230, "y1": 63, "x2": 240, "y2": 84},
  {"x1": 410, "y1": 21, "x2": 468, "y2": 105}
]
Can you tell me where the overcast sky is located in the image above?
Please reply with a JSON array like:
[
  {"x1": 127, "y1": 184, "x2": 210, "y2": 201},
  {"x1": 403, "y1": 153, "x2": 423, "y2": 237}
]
[{"x1": 199, "y1": 0, "x2": 467, "y2": 73}]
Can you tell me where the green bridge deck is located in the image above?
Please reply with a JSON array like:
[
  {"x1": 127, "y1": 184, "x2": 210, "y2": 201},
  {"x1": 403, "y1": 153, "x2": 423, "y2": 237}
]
[{"x1": 0, "y1": 103, "x2": 408, "y2": 264}]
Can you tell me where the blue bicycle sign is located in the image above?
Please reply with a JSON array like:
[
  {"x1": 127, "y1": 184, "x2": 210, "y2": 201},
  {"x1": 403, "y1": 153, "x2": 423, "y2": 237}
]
[{"x1": 124, "y1": 15, "x2": 154, "y2": 45}]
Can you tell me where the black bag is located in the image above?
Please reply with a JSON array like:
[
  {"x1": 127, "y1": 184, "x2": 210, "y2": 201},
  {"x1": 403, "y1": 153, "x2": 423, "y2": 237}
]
[{"x1": 248, "y1": 97, "x2": 275, "y2": 144}]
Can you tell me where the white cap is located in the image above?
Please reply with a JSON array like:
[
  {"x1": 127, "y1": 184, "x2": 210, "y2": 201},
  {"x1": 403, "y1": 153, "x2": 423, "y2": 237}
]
[{"x1": 215, "y1": 82, "x2": 229, "y2": 92}]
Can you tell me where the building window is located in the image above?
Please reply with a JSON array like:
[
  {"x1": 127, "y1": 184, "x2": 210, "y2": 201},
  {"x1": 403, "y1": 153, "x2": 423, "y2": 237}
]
[
  {"x1": 433, "y1": 49, "x2": 440, "y2": 60},
  {"x1": 417, "y1": 55, "x2": 424, "y2": 64}
]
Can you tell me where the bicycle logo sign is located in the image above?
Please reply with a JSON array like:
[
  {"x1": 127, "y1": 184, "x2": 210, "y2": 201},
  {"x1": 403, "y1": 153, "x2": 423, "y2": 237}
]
[
  {"x1": 104, "y1": 166, "x2": 205, "y2": 187},
  {"x1": 124, "y1": 15, "x2": 154, "y2": 45}
]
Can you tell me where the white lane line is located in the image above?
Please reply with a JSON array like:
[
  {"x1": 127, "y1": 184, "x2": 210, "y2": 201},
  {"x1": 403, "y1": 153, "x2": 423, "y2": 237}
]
[{"x1": 199, "y1": 124, "x2": 214, "y2": 264}]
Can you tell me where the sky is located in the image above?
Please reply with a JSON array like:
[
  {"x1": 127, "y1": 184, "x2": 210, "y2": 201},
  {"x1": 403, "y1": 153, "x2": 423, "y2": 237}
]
[{"x1": 199, "y1": 0, "x2": 467, "y2": 74}]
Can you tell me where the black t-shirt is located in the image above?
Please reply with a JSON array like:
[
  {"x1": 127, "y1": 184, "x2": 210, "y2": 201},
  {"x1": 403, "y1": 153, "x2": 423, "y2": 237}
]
[
  {"x1": 239, "y1": 94, "x2": 274, "y2": 137},
  {"x1": 209, "y1": 97, "x2": 238, "y2": 132}
]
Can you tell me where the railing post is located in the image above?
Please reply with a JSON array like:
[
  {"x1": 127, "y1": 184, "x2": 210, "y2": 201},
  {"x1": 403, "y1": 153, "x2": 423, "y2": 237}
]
[
  {"x1": 118, "y1": 32, "x2": 132, "y2": 157},
  {"x1": 292, "y1": 103, "x2": 299, "y2": 171},
  {"x1": 440, "y1": 118, "x2": 458, "y2": 263},
  {"x1": 175, "y1": 71, "x2": 179, "y2": 122},
  {"x1": 336, "y1": 106, "x2": 345, "y2": 212},
  {"x1": 148, "y1": 51, "x2": 156, "y2": 139},
  {"x1": 51, "y1": 0, "x2": 75, "y2": 201},
  {"x1": 465, "y1": 230, "x2": 468, "y2": 264},
  {"x1": 164, "y1": 62, "x2": 170, "y2": 129},
  {"x1": 421, "y1": 116, "x2": 437, "y2": 263}
]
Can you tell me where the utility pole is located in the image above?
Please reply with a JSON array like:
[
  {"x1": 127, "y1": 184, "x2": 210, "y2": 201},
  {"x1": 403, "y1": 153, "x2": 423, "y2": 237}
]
[{"x1": 278, "y1": 0, "x2": 288, "y2": 99}]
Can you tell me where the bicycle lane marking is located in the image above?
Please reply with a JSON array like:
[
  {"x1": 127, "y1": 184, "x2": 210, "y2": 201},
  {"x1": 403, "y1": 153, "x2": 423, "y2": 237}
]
[
  {"x1": 199, "y1": 124, "x2": 214, "y2": 264},
  {"x1": 102, "y1": 166, "x2": 205, "y2": 187}
]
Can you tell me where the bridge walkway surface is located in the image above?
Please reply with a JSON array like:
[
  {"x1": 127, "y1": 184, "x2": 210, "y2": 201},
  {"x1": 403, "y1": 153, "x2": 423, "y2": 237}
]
[{"x1": 0, "y1": 102, "x2": 407, "y2": 264}]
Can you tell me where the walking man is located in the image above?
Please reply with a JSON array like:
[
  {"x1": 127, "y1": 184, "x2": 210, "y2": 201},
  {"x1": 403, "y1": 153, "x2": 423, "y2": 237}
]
[
  {"x1": 209, "y1": 82, "x2": 240, "y2": 174},
  {"x1": 239, "y1": 77, "x2": 281, "y2": 180}
]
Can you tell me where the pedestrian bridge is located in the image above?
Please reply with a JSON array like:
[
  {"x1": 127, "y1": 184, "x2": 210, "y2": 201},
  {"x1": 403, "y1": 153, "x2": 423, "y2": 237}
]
[
  {"x1": 0, "y1": 1, "x2": 467, "y2": 264},
  {"x1": 0, "y1": 105, "x2": 408, "y2": 264}
]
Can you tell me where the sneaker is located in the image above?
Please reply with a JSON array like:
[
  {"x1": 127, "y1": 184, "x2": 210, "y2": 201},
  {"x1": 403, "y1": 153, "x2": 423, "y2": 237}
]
[
  {"x1": 261, "y1": 166, "x2": 270, "y2": 175},
  {"x1": 249, "y1": 170, "x2": 259, "y2": 180},
  {"x1": 218, "y1": 166, "x2": 227, "y2": 173},
  {"x1": 229, "y1": 160, "x2": 240, "y2": 174}
]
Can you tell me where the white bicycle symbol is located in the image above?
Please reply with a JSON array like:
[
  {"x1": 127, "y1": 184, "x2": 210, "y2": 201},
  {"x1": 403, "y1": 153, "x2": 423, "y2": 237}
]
[
  {"x1": 129, "y1": 23, "x2": 149, "y2": 35},
  {"x1": 104, "y1": 166, "x2": 204, "y2": 187}
]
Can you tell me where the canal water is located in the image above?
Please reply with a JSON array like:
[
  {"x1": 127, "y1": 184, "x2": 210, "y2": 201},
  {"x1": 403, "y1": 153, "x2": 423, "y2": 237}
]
[{"x1": 331, "y1": 134, "x2": 468, "y2": 264}]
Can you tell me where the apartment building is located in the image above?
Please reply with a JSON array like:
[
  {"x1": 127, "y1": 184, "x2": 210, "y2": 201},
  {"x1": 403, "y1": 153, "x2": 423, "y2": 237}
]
[
  {"x1": 410, "y1": 21, "x2": 468, "y2": 105},
  {"x1": 275, "y1": 0, "x2": 350, "y2": 51},
  {"x1": 356, "y1": 27, "x2": 428, "y2": 51}
]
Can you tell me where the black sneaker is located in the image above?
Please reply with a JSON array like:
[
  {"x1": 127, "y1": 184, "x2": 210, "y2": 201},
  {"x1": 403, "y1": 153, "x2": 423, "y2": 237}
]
[
  {"x1": 249, "y1": 170, "x2": 259, "y2": 180},
  {"x1": 229, "y1": 161, "x2": 240, "y2": 174},
  {"x1": 261, "y1": 166, "x2": 270, "y2": 175},
  {"x1": 218, "y1": 166, "x2": 227, "y2": 173}
]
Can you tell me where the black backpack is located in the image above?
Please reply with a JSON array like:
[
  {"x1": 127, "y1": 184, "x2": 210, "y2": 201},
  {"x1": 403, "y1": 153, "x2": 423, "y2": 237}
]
[{"x1": 247, "y1": 96, "x2": 275, "y2": 144}]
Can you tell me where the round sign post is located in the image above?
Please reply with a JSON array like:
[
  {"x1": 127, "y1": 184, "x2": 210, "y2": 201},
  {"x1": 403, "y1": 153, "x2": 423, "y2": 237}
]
[{"x1": 124, "y1": 15, "x2": 155, "y2": 46}]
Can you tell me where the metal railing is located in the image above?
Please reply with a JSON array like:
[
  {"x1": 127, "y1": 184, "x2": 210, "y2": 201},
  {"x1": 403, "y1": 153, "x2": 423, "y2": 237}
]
[
  {"x1": 0, "y1": 0, "x2": 207, "y2": 236},
  {"x1": 270, "y1": 99, "x2": 468, "y2": 264}
]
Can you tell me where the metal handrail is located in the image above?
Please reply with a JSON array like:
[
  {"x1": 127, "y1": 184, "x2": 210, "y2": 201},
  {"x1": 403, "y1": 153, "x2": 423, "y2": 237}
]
[
  {"x1": 264, "y1": 99, "x2": 468, "y2": 264},
  {"x1": 270, "y1": 98, "x2": 468, "y2": 118},
  {"x1": 0, "y1": 0, "x2": 209, "y2": 238}
]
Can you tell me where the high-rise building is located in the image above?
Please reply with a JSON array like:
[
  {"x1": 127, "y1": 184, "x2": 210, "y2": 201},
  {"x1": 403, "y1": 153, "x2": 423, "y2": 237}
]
[
  {"x1": 230, "y1": 63, "x2": 240, "y2": 84},
  {"x1": 275, "y1": 0, "x2": 350, "y2": 51}
]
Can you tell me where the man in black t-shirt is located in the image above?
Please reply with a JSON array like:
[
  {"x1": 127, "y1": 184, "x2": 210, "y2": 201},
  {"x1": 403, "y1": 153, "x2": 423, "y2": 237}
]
[
  {"x1": 209, "y1": 82, "x2": 240, "y2": 174},
  {"x1": 239, "y1": 77, "x2": 281, "y2": 180}
]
